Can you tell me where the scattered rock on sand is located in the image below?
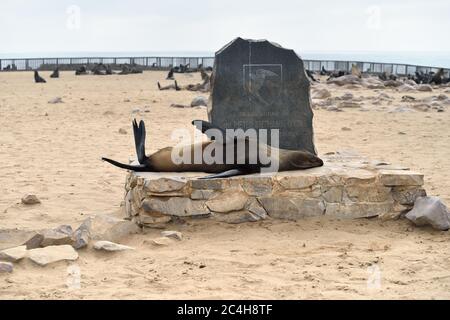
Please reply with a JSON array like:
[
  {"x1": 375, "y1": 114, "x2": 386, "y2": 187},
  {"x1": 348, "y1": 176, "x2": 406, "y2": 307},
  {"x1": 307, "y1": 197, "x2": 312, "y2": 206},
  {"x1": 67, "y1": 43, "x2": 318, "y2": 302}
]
[
  {"x1": 191, "y1": 96, "x2": 208, "y2": 107},
  {"x1": 398, "y1": 84, "x2": 416, "y2": 92},
  {"x1": 401, "y1": 95, "x2": 416, "y2": 102},
  {"x1": 340, "y1": 92, "x2": 353, "y2": 100},
  {"x1": 93, "y1": 241, "x2": 134, "y2": 252},
  {"x1": 406, "y1": 197, "x2": 450, "y2": 231},
  {"x1": 0, "y1": 262, "x2": 13, "y2": 273},
  {"x1": 389, "y1": 106, "x2": 415, "y2": 113},
  {"x1": 417, "y1": 84, "x2": 433, "y2": 92},
  {"x1": 327, "y1": 75, "x2": 362, "y2": 86},
  {"x1": 326, "y1": 105, "x2": 342, "y2": 112},
  {"x1": 118, "y1": 128, "x2": 127, "y2": 135},
  {"x1": 24, "y1": 234, "x2": 44, "y2": 249},
  {"x1": 71, "y1": 219, "x2": 91, "y2": 249},
  {"x1": 21, "y1": 194, "x2": 41, "y2": 205},
  {"x1": 338, "y1": 101, "x2": 361, "y2": 108},
  {"x1": 341, "y1": 127, "x2": 352, "y2": 131},
  {"x1": 151, "y1": 237, "x2": 174, "y2": 246},
  {"x1": 79, "y1": 214, "x2": 140, "y2": 243},
  {"x1": 0, "y1": 229, "x2": 41, "y2": 251},
  {"x1": 48, "y1": 97, "x2": 63, "y2": 104},
  {"x1": 28, "y1": 245, "x2": 78, "y2": 266},
  {"x1": 40, "y1": 225, "x2": 73, "y2": 247},
  {"x1": 161, "y1": 231, "x2": 183, "y2": 241},
  {"x1": 170, "y1": 103, "x2": 191, "y2": 109},
  {"x1": 312, "y1": 88, "x2": 331, "y2": 99},
  {"x1": 0, "y1": 245, "x2": 27, "y2": 262},
  {"x1": 384, "y1": 80, "x2": 403, "y2": 87}
]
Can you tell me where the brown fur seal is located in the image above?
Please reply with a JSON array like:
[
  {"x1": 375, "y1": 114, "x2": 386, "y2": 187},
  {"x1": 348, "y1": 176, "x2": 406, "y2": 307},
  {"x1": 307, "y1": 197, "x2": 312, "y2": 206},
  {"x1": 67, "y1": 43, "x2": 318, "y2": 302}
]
[
  {"x1": 102, "y1": 119, "x2": 323, "y2": 179},
  {"x1": 34, "y1": 71, "x2": 46, "y2": 83}
]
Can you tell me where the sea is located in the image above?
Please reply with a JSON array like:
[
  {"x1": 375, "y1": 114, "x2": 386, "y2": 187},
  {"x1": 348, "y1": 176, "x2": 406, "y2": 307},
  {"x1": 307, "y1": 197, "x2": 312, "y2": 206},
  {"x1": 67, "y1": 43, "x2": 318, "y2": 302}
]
[{"x1": 0, "y1": 51, "x2": 449, "y2": 69}]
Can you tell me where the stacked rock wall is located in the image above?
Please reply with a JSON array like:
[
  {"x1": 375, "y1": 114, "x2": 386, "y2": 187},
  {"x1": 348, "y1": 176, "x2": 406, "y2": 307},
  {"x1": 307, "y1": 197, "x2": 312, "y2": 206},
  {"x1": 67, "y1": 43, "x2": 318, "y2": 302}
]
[{"x1": 124, "y1": 155, "x2": 426, "y2": 227}]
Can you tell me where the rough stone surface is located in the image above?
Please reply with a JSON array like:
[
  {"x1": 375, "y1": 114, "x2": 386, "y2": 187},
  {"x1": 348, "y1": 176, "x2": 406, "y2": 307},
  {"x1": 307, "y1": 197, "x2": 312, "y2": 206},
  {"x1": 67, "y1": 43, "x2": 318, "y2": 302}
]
[
  {"x1": 0, "y1": 229, "x2": 41, "y2": 250},
  {"x1": 71, "y1": 219, "x2": 91, "y2": 249},
  {"x1": 206, "y1": 191, "x2": 248, "y2": 213},
  {"x1": 93, "y1": 241, "x2": 134, "y2": 252},
  {"x1": 40, "y1": 225, "x2": 74, "y2": 247},
  {"x1": 380, "y1": 170, "x2": 424, "y2": 186},
  {"x1": 21, "y1": 194, "x2": 41, "y2": 205},
  {"x1": 209, "y1": 37, "x2": 316, "y2": 154},
  {"x1": 0, "y1": 246, "x2": 27, "y2": 262},
  {"x1": 28, "y1": 245, "x2": 78, "y2": 266},
  {"x1": 0, "y1": 262, "x2": 13, "y2": 273},
  {"x1": 125, "y1": 153, "x2": 426, "y2": 225},
  {"x1": 406, "y1": 197, "x2": 450, "y2": 231},
  {"x1": 80, "y1": 214, "x2": 140, "y2": 243},
  {"x1": 142, "y1": 197, "x2": 210, "y2": 217},
  {"x1": 191, "y1": 96, "x2": 208, "y2": 107}
]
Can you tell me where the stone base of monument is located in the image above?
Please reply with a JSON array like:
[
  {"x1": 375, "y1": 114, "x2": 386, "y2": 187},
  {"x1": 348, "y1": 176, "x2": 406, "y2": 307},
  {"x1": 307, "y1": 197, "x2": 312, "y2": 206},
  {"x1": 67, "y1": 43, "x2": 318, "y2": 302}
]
[{"x1": 123, "y1": 152, "x2": 426, "y2": 227}]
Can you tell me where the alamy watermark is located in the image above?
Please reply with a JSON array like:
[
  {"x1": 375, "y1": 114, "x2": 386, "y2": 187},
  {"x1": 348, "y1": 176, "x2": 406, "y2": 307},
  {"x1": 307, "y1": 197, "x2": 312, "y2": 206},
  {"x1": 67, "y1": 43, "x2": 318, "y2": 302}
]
[
  {"x1": 367, "y1": 264, "x2": 382, "y2": 290},
  {"x1": 66, "y1": 5, "x2": 81, "y2": 30},
  {"x1": 366, "y1": 5, "x2": 381, "y2": 30},
  {"x1": 66, "y1": 264, "x2": 81, "y2": 290}
]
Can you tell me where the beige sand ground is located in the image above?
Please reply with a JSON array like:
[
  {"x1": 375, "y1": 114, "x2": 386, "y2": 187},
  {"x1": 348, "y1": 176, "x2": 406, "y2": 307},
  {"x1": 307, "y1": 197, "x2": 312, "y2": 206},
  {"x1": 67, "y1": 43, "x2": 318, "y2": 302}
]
[{"x1": 0, "y1": 71, "x2": 449, "y2": 299}]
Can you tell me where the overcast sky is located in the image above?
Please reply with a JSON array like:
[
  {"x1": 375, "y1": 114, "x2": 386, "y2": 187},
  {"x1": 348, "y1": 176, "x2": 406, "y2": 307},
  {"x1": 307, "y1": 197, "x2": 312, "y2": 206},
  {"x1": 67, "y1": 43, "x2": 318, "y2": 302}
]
[{"x1": 1, "y1": 0, "x2": 449, "y2": 54}]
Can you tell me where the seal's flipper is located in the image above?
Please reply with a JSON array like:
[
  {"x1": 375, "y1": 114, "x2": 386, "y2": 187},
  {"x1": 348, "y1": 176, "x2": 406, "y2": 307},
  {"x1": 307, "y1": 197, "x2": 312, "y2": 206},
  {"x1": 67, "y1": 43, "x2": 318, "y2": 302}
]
[
  {"x1": 102, "y1": 157, "x2": 149, "y2": 172},
  {"x1": 132, "y1": 119, "x2": 147, "y2": 164},
  {"x1": 199, "y1": 169, "x2": 249, "y2": 180}
]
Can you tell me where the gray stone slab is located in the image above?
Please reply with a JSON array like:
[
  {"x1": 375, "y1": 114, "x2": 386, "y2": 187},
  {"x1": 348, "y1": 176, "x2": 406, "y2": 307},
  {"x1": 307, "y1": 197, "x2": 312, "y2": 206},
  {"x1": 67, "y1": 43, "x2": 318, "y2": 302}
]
[{"x1": 208, "y1": 38, "x2": 316, "y2": 153}]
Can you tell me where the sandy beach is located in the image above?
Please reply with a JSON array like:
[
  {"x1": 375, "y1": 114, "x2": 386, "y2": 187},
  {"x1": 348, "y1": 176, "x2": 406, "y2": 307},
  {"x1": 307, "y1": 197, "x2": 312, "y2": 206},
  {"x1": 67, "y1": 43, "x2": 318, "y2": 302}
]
[{"x1": 0, "y1": 70, "x2": 449, "y2": 299}]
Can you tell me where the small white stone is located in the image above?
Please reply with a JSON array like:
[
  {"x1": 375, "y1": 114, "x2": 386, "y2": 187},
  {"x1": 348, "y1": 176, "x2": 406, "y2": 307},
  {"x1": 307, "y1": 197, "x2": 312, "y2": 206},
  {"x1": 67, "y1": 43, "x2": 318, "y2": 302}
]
[
  {"x1": 0, "y1": 246, "x2": 27, "y2": 262},
  {"x1": 21, "y1": 194, "x2": 41, "y2": 205},
  {"x1": 0, "y1": 262, "x2": 14, "y2": 273},
  {"x1": 161, "y1": 231, "x2": 183, "y2": 241},
  {"x1": 93, "y1": 241, "x2": 134, "y2": 252}
]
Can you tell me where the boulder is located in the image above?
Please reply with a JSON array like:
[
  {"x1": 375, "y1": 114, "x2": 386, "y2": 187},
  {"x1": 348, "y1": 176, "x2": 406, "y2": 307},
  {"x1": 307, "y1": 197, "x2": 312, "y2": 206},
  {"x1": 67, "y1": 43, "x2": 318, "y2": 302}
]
[
  {"x1": 398, "y1": 84, "x2": 416, "y2": 92},
  {"x1": 406, "y1": 197, "x2": 450, "y2": 231},
  {"x1": 40, "y1": 225, "x2": 74, "y2": 247},
  {"x1": 93, "y1": 241, "x2": 134, "y2": 252},
  {"x1": 0, "y1": 262, "x2": 13, "y2": 273},
  {"x1": 191, "y1": 96, "x2": 208, "y2": 107},
  {"x1": 28, "y1": 245, "x2": 78, "y2": 266},
  {"x1": 78, "y1": 214, "x2": 140, "y2": 243},
  {"x1": 312, "y1": 88, "x2": 331, "y2": 99},
  {"x1": 0, "y1": 245, "x2": 27, "y2": 262},
  {"x1": 327, "y1": 75, "x2": 362, "y2": 86},
  {"x1": 71, "y1": 219, "x2": 91, "y2": 249},
  {"x1": 21, "y1": 194, "x2": 41, "y2": 205},
  {"x1": 0, "y1": 229, "x2": 41, "y2": 250},
  {"x1": 417, "y1": 84, "x2": 433, "y2": 92}
]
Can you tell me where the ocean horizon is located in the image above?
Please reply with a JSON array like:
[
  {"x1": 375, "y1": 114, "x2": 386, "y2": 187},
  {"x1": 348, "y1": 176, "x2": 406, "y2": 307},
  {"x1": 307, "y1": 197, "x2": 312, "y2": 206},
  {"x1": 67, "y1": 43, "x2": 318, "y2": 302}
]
[{"x1": 1, "y1": 51, "x2": 449, "y2": 69}]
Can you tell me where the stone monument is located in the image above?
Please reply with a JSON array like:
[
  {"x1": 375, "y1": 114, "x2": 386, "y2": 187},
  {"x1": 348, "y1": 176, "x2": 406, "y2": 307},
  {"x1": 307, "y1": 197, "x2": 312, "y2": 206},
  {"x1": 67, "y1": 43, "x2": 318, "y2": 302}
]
[{"x1": 208, "y1": 37, "x2": 316, "y2": 154}]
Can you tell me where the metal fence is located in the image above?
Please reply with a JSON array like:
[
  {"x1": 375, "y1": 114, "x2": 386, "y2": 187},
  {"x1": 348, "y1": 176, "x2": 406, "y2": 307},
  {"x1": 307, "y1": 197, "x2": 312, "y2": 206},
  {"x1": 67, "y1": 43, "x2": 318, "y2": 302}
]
[
  {"x1": 303, "y1": 60, "x2": 450, "y2": 77},
  {"x1": 0, "y1": 56, "x2": 449, "y2": 76},
  {"x1": 0, "y1": 57, "x2": 215, "y2": 72}
]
